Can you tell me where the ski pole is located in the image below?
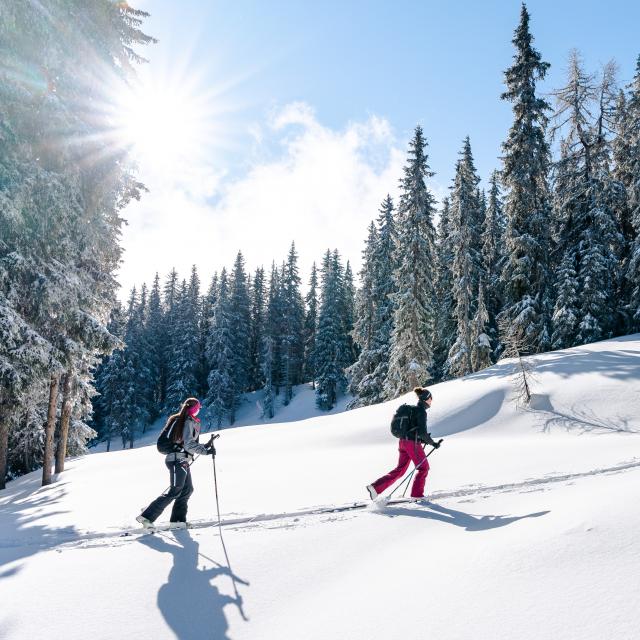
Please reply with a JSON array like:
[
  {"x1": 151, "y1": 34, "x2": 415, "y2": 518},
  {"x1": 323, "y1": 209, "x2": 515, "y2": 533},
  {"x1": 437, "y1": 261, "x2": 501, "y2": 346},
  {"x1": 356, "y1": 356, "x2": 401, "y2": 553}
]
[
  {"x1": 388, "y1": 439, "x2": 443, "y2": 501},
  {"x1": 210, "y1": 435, "x2": 248, "y2": 621},
  {"x1": 207, "y1": 433, "x2": 222, "y2": 525}
]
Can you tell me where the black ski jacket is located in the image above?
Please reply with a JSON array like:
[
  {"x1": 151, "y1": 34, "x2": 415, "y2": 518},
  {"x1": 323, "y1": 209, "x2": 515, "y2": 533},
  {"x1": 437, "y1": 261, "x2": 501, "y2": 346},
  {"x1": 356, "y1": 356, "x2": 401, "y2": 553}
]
[{"x1": 412, "y1": 402, "x2": 438, "y2": 447}]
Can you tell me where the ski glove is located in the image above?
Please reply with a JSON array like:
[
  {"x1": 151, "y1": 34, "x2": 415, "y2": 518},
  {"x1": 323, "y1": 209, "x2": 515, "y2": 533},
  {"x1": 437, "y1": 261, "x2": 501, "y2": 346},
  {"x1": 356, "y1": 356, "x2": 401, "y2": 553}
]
[
  {"x1": 423, "y1": 436, "x2": 440, "y2": 448},
  {"x1": 204, "y1": 444, "x2": 216, "y2": 456}
]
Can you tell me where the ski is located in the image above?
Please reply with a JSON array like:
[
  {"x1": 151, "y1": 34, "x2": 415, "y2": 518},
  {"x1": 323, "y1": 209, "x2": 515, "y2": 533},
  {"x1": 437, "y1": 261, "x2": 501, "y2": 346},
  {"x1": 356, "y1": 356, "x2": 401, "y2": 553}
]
[
  {"x1": 120, "y1": 522, "x2": 193, "y2": 537},
  {"x1": 116, "y1": 497, "x2": 421, "y2": 538}
]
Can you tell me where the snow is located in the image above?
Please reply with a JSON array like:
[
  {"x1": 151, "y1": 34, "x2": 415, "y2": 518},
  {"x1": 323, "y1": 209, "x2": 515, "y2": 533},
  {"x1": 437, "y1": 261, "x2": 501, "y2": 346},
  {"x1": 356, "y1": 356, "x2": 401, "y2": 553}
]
[
  {"x1": 2, "y1": 335, "x2": 640, "y2": 639},
  {"x1": 90, "y1": 383, "x2": 353, "y2": 452}
]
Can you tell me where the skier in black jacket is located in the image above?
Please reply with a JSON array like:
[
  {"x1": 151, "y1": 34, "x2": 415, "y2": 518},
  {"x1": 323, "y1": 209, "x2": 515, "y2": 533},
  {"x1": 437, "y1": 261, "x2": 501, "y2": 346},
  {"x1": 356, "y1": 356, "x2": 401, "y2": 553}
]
[{"x1": 367, "y1": 387, "x2": 440, "y2": 500}]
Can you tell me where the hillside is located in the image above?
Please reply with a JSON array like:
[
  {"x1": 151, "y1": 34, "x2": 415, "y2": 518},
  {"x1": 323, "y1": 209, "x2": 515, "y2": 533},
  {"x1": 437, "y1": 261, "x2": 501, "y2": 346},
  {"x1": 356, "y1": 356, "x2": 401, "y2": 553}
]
[
  {"x1": 91, "y1": 383, "x2": 353, "y2": 452},
  {"x1": 1, "y1": 335, "x2": 640, "y2": 640}
]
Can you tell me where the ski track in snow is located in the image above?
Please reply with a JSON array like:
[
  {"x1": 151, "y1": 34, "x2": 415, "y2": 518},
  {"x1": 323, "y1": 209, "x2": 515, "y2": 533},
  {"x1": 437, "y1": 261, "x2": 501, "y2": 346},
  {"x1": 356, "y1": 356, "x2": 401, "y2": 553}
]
[{"x1": 5, "y1": 457, "x2": 640, "y2": 553}]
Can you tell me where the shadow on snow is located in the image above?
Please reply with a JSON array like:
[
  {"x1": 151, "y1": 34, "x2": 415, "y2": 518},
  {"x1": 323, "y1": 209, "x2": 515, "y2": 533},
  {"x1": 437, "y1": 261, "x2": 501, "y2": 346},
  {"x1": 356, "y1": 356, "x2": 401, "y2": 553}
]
[
  {"x1": 0, "y1": 474, "x2": 76, "y2": 574},
  {"x1": 434, "y1": 389, "x2": 507, "y2": 437},
  {"x1": 470, "y1": 338, "x2": 640, "y2": 385},
  {"x1": 529, "y1": 394, "x2": 640, "y2": 434},
  {"x1": 137, "y1": 529, "x2": 249, "y2": 640},
  {"x1": 377, "y1": 502, "x2": 549, "y2": 531}
]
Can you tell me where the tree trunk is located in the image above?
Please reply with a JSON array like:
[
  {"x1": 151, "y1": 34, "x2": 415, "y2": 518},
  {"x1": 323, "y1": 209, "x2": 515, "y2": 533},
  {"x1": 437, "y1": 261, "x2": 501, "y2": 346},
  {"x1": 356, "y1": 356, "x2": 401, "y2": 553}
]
[
  {"x1": 0, "y1": 405, "x2": 9, "y2": 491},
  {"x1": 42, "y1": 373, "x2": 60, "y2": 486},
  {"x1": 55, "y1": 371, "x2": 74, "y2": 474}
]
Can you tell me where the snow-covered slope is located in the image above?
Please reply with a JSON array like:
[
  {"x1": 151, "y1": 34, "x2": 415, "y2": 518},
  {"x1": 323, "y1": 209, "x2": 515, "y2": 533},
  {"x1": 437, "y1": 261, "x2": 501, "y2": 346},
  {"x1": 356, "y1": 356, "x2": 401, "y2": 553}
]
[
  {"x1": 2, "y1": 335, "x2": 640, "y2": 640},
  {"x1": 90, "y1": 382, "x2": 353, "y2": 452}
]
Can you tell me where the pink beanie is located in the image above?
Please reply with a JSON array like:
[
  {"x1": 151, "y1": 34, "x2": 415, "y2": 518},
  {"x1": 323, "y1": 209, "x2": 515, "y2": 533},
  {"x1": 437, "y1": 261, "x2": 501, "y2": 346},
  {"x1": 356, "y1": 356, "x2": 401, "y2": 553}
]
[{"x1": 187, "y1": 401, "x2": 201, "y2": 417}]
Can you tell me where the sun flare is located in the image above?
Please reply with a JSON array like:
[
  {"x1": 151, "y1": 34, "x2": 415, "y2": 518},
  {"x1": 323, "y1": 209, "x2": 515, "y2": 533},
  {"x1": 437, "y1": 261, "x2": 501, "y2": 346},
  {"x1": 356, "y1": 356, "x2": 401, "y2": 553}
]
[{"x1": 114, "y1": 75, "x2": 214, "y2": 171}]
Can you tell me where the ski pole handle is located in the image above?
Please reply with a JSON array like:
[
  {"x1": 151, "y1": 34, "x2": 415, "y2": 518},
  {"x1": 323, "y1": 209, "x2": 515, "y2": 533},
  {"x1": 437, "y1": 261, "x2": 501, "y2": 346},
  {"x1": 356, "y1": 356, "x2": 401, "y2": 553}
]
[{"x1": 426, "y1": 439, "x2": 443, "y2": 457}]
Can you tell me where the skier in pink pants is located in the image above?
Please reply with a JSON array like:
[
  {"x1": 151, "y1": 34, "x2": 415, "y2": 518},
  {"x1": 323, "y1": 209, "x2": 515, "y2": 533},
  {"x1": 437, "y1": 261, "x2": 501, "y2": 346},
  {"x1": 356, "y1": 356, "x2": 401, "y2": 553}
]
[{"x1": 367, "y1": 387, "x2": 441, "y2": 500}]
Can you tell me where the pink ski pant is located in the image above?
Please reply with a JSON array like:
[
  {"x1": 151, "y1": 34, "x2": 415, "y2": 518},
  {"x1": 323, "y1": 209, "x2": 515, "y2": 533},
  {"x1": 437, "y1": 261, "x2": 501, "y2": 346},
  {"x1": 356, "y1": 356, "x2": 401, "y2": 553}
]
[{"x1": 371, "y1": 439, "x2": 429, "y2": 498}]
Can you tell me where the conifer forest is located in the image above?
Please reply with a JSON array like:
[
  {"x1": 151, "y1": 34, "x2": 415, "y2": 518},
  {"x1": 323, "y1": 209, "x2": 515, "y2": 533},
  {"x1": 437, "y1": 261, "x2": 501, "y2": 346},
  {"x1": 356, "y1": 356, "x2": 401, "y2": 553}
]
[{"x1": 1, "y1": 3, "x2": 640, "y2": 488}]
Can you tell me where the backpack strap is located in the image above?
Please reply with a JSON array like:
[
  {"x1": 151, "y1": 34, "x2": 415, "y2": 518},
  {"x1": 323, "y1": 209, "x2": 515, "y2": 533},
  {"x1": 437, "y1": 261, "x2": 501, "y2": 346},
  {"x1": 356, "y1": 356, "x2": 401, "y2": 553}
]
[{"x1": 168, "y1": 417, "x2": 184, "y2": 451}]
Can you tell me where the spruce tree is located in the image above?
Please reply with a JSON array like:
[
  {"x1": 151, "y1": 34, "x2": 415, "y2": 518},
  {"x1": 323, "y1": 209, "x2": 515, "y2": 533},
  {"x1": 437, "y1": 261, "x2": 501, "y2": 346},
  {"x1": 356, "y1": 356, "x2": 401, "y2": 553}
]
[
  {"x1": 249, "y1": 267, "x2": 266, "y2": 391},
  {"x1": 92, "y1": 304, "x2": 127, "y2": 451},
  {"x1": 446, "y1": 137, "x2": 482, "y2": 378},
  {"x1": 434, "y1": 197, "x2": 456, "y2": 378},
  {"x1": 612, "y1": 89, "x2": 635, "y2": 327},
  {"x1": 551, "y1": 53, "x2": 623, "y2": 345},
  {"x1": 280, "y1": 243, "x2": 305, "y2": 404},
  {"x1": 0, "y1": 1, "x2": 153, "y2": 485},
  {"x1": 341, "y1": 259, "x2": 358, "y2": 367},
  {"x1": 499, "y1": 4, "x2": 553, "y2": 353},
  {"x1": 348, "y1": 222, "x2": 379, "y2": 405},
  {"x1": 622, "y1": 57, "x2": 640, "y2": 327},
  {"x1": 165, "y1": 274, "x2": 201, "y2": 412},
  {"x1": 303, "y1": 263, "x2": 319, "y2": 387},
  {"x1": 369, "y1": 195, "x2": 398, "y2": 400},
  {"x1": 482, "y1": 172, "x2": 506, "y2": 353},
  {"x1": 206, "y1": 269, "x2": 234, "y2": 427},
  {"x1": 117, "y1": 287, "x2": 152, "y2": 447},
  {"x1": 196, "y1": 273, "x2": 215, "y2": 397},
  {"x1": 264, "y1": 262, "x2": 284, "y2": 397},
  {"x1": 315, "y1": 250, "x2": 348, "y2": 410},
  {"x1": 550, "y1": 248, "x2": 580, "y2": 348},
  {"x1": 146, "y1": 273, "x2": 165, "y2": 417},
  {"x1": 386, "y1": 126, "x2": 438, "y2": 397},
  {"x1": 161, "y1": 268, "x2": 179, "y2": 411},
  {"x1": 471, "y1": 277, "x2": 493, "y2": 371},
  {"x1": 228, "y1": 253, "x2": 251, "y2": 422},
  {"x1": 261, "y1": 335, "x2": 276, "y2": 419}
]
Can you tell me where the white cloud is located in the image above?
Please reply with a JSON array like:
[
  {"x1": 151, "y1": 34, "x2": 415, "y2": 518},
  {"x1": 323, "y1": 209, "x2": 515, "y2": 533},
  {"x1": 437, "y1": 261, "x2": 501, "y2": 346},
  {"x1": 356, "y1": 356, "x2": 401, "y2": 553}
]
[{"x1": 117, "y1": 103, "x2": 444, "y2": 296}]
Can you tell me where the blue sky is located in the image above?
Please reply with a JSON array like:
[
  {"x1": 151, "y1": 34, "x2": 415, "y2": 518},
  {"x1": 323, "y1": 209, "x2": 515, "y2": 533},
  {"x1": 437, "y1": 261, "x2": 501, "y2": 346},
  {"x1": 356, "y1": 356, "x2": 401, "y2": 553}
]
[{"x1": 119, "y1": 0, "x2": 640, "y2": 294}]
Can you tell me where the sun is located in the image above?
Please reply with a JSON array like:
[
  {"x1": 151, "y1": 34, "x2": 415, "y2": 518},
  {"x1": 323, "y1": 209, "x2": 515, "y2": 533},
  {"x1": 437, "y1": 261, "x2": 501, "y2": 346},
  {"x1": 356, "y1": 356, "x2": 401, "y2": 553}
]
[{"x1": 113, "y1": 73, "x2": 216, "y2": 171}]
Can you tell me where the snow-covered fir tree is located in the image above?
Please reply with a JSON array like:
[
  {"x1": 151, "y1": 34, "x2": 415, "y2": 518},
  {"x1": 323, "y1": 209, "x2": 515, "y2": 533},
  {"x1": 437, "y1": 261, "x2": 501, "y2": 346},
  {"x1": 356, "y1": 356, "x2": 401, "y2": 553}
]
[
  {"x1": 133, "y1": 284, "x2": 156, "y2": 433},
  {"x1": 303, "y1": 263, "x2": 319, "y2": 387},
  {"x1": 160, "y1": 268, "x2": 179, "y2": 412},
  {"x1": 206, "y1": 269, "x2": 235, "y2": 427},
  {"x1": 264, "y1": 263, "x2": 284, "y2": 396},
  {"x1": 482, "y1": 172, "x2": 506, "y2": 354},
  {"x1": 498, "y1": 3, "x2": 553, "y2": 354},
  {"x1": 340, "y1": 259, "x2": 358, "y2": 368},
  {"x1": 551, "y1": 53, "x2": 623, "y2": 346},
  {"x1": 368, "y1": 195, "x2": 399, "y2": 402},
  {"x1": 550, "y1": 246, "x2": 580, "y2": 349},
  {"x1": 471, "y1": 277, "x2": 493, "y2": 371},
  {"x1": 0, "y1": 1, "x2": 152, "y2": 486},
  {"x1": 280, "y1": 243, "x2": 305, "y2": 404},
  {"x1": 315, "y1": 250, "x2": 349, "y2": 410},
  {"x1": 146, "y1": 274, "x2": 165, "y2": 417},
  {"x1": 386, "y1": 126, "x2": 438, "y2": 397},
  {"x1": 445, "y1": 137, "x2": 483, "y2": 378},
  {"x1": 165, "y1": 270, "x2": 202, "y2": 412},
  {"x1": 228, "y1": 253, "x2": 251, "y2": 422},
  {"x1": 249, "y1": 267, "x2": 266, "y2": 391},
  {"x1": 261, "y1": 335, "x2": 276, "y2": 419},
  {"x1": 93, "y1": 305, "x2": 127, "y2": 451},
  {"x1": 620, "y1": 56, "x2": 640, "y2": 328},
  {"x1": 197, "y1": 272, "x2": 218, "y2": 398},
  {"x1": 348, "y1": 222, "x2": 379, "y2": 405},
  {"x1": 434, "y1": 197, "x2": 456, "y2": 378}
]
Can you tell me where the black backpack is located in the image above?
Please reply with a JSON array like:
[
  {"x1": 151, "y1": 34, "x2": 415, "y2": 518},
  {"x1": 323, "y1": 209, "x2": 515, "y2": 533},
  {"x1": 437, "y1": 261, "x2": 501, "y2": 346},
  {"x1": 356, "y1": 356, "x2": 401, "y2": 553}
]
[
  {"x1": 157, "y1": 418, "x2": 183, "y2": 455},
  {"x1": 390, "y1": 404, "x2": 418, "y2": 439}
]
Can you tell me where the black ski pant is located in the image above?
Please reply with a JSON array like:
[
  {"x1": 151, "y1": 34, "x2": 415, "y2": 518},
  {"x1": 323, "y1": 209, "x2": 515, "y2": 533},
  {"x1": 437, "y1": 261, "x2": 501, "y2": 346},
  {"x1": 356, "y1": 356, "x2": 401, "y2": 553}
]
[{"x1": 141, "y1": 459, "x2": 194, "y2": 523}]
